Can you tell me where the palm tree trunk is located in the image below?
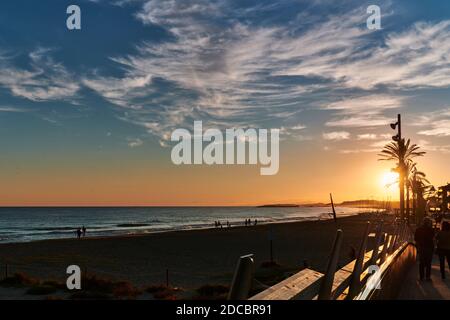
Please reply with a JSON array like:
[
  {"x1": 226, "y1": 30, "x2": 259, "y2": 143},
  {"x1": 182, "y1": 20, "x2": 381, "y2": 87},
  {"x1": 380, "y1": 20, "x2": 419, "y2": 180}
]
[
  {"x1": 406, "y1": 186, "x2": 410, "y2": 224},
  {"x1": 399, "y1": 170, "x2": 405, "y2": 221}
]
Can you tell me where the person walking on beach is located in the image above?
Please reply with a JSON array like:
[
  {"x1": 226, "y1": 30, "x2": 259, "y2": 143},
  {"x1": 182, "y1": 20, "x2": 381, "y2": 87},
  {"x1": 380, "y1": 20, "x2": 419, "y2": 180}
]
[
  {"x1": 76, "y1": 228, "x2": 82, "y2": 239},
  {"x1": 82, "y1": 225, "x2": 86, "y2": 237},
  {"x1": 414, "y1": 218, "x2": 435, "y2": 281},
  {"x1": 436, "y1": 221, "x2": 450, "y2": 279}
]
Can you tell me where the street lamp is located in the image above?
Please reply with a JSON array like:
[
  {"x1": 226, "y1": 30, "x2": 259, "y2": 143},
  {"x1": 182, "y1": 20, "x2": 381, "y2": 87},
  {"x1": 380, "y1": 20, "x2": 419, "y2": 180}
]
[{"x1": 390, "y1": 114, "x2": 405, "y2": 221}]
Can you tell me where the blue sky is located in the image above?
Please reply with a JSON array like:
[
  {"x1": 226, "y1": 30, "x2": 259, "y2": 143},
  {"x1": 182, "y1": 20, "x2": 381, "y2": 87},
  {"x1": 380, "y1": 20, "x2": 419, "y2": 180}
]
[{"x1": 0, "y1": 0, "x2": 449, "y2": 204}]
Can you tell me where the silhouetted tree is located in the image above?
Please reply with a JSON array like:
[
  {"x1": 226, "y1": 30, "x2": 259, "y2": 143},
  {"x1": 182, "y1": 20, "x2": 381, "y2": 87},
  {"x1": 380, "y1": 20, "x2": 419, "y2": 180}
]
[
  {"x1": 378, "y1": 139, "x2": 425, "y2": 220},
  {"x1": 407, "y1": 161, "x2": 430, "y2": 224}
]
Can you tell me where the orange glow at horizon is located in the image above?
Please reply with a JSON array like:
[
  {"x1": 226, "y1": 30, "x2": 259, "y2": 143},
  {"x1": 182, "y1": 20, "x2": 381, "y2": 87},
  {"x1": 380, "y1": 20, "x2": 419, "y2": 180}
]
[{"x1": 0, "y1": 141, "x2": 447, "y2": 206}]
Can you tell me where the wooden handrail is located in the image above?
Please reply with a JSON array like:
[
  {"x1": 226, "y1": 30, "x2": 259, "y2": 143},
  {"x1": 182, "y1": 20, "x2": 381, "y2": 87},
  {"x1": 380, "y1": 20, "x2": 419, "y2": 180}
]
[{"x1": 240, "y1": 220, "x2": 413, "y2": 300}]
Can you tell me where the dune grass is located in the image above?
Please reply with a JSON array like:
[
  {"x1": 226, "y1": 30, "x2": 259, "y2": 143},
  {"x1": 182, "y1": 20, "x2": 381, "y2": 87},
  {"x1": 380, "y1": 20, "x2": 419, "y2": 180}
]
[{"x1": 0, "y1": 272, "x2": 39, "y2": 288}]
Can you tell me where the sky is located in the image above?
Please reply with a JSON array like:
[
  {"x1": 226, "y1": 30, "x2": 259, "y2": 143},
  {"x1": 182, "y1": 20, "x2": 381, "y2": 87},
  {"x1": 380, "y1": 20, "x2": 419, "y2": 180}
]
[{"x1": 0, "y1": 0, "x2": 449, "y2": 206}]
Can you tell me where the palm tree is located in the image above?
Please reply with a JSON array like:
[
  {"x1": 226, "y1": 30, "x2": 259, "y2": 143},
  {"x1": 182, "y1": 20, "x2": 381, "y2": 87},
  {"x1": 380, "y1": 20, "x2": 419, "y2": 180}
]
[
  {"x1": 406, "y1": 161, "x2": 430, "y2": 224},
  {"x1": 378, "y1": 139, "x2": 426, "y2": 220}
]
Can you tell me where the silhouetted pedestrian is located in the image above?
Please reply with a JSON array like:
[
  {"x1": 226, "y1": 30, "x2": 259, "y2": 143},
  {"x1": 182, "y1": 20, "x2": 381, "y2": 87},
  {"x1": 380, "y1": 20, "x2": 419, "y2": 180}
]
[
  {"x1": 414, "y1": 218, "x2": 435, "y2": 280},
  {"x1": 76, "y1": 228, "x2": 82, "y2": 239},
  {"x1": 82, "y1": 226, "x2": 86, "y2": 237},
  {"x1": 436, "y1": 221, "x2": 450, "y2": 279}
]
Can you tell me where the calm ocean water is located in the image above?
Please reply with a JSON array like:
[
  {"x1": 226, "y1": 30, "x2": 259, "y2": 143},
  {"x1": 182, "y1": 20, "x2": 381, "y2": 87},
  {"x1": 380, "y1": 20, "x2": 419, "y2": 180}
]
[{"x1": 0, "y1": 206, "x2": 364, "y2": 243}]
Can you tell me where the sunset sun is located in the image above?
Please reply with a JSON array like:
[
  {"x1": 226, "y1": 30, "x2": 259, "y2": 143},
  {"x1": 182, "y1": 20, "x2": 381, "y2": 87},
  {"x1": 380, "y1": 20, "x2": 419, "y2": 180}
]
[{"x1": 380, "y1": 171, "x2": 399, "y2": 189}]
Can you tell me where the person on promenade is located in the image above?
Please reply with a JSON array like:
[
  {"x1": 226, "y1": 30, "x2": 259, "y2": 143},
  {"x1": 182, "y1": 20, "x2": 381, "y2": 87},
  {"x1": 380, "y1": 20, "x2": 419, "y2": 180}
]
[
  {"x1": 414, "y1": 218, "x2": 435, "y2": 281},
  {"x1": 436, "y1": 221, "x2": 450, "y2": 279}
]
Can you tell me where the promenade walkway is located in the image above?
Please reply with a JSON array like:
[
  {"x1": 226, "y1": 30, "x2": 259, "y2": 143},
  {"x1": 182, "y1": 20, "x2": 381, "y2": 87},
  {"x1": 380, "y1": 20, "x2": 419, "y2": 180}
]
[{"x1": 398, "y1": 255, "x2": 450, "y2": 300}]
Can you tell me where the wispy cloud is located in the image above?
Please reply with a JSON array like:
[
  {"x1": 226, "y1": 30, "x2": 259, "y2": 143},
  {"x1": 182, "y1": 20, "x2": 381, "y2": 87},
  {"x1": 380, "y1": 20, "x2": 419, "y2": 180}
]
[
  {"x1": 0, "y1": 106, "x2": 26, "y2": 113},
  {"x1": 83, "y1": 1, "x2": 372, "y2": 141},
  {"x1": 127, "y1": 138, "x2": 144, "y2": 148},
  {"x1": 325, "y1": 95, "x2": 404, "y2": 128},
  {"x1": 326, "y1": 115, "x2": 392, "y2": 128},
  {"x1": 418, "y1": 120, "x2": 450, "y2": 137},
  {"x1": 0, "y1": 48, "x2": 80, "y2": 102},
  {"x1": 417, "y1": 139, "x2": 450, "y2": 154},
  {"x1": 78, "y1": 1, "x2": 450, "y2": 144},
  {"x1": 280, "y1": 20, "x2": 450, "y2": 90},
  {"x1": 357, "y1": 133, "x2": 378, "y2": 140},
  {"x1": 412, "y1": 107, "x2": 450, "y2": 137},
  {"x1": 323, "y1": 131, "x2": 350, "y2": 141}
]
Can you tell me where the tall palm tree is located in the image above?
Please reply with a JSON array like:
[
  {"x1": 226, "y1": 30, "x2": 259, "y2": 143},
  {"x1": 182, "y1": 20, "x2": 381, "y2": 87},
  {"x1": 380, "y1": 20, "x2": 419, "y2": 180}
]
[
  {"x1": 407, "y1": 161, "x2": 430, "y2": 223},
  {"x1": 405, "y1": 160, "x2": 414, "y2": 222},
  {"x1": 378, "y1": 139, "x2": 426, "y2": 220}
]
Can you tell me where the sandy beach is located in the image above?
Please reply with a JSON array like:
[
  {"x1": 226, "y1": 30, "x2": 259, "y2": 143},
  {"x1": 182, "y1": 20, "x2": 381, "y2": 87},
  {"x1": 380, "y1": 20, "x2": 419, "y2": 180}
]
[{"x1": 0, "y1": 212, "x2": 392, "y2": 295}]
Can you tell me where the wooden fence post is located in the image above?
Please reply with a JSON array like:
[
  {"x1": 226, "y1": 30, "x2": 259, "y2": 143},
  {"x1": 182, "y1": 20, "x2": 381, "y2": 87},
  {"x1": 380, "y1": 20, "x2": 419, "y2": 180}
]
[
  {"x1": 396, "y1": 223, "x2": 403, "y2": 246},
  {"x1": 399, "y1": 222, "x2": 407, "y2": 245},
  {"x1": 379, "y1": 233, "x2": 389, "y2": 264},
  {"x1": 389, "y1": 224, "x2": 400, "y2": 253},
  {"x1": 228, "y1": 254, "x2": 255, "y2": 300},
  {"x1": 318, "y1": 229, "x2": 343, "y2": 300},
  {"x1": 370, "y1": 221, "x2": 384, "y2": 265},
  {"x1": 404, "y1": 223, "x2": 412, "y2": 242},
  {"x1": 347, "y1": 222, "x2": 370, "y2": 299}
]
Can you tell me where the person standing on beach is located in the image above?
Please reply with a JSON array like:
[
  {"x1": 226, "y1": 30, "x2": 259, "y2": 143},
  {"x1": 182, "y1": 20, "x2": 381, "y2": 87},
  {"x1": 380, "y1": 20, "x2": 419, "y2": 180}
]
[
  {"x1": 76, "y1": 228, "x2": 82, "y2": 239},
  {"x1": 436, "y1": 221, "x2": 450, "y2": 279},
  {"x1": 82, "y1": 226, "x2": 86, "y2": 237},
  {"x1": 414, "y1": 218, "x2": 435, "y2": 280}
]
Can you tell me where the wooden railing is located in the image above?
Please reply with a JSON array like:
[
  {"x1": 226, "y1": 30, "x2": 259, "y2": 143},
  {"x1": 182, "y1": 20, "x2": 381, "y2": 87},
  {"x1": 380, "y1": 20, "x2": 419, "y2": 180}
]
[{"x1": 227, "y1": 220, "x2": 415, "y2": 300}]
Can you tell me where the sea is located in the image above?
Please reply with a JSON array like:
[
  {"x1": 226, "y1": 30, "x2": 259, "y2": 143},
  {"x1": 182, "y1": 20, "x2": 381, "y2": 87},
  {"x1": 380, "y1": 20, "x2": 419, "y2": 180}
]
[{"x1": 0, "y1": 206, "x2": 366, "y2": 243}]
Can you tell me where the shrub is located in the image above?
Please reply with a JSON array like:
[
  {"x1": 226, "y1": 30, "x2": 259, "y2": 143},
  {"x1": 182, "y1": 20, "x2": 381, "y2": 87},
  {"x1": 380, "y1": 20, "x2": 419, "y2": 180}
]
[
  {"x1": 112, "y1": 281, "x2": 141, "y2": 299},
  {"x1": 196, "y1": 284, "x2": 229, "y2": 297},
  {"x1": 0, "y1": 272, "x2": 39, "y2": 287},
  {"x1": 145, "y1": 284, "x2": 181, "y2": 300},
  {"x1": 26, "y1": 285, "x2": 58, "y2": 295},
  {"x1": 70, "y1": 291, "x2": 112, "y2": 300}
]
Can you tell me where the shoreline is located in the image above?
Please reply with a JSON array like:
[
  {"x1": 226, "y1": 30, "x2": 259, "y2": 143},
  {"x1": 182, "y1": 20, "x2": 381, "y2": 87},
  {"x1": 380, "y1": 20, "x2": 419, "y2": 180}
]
[{"x1": 0, "y1": 207, "x2": 373, "y2": 245}]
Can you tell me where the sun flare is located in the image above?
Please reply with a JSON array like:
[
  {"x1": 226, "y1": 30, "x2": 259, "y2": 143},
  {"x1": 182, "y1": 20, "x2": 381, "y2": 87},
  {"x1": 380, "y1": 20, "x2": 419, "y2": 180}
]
[{"x1": 380, "y1": 171, "x2": 399, "y2": 189}]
